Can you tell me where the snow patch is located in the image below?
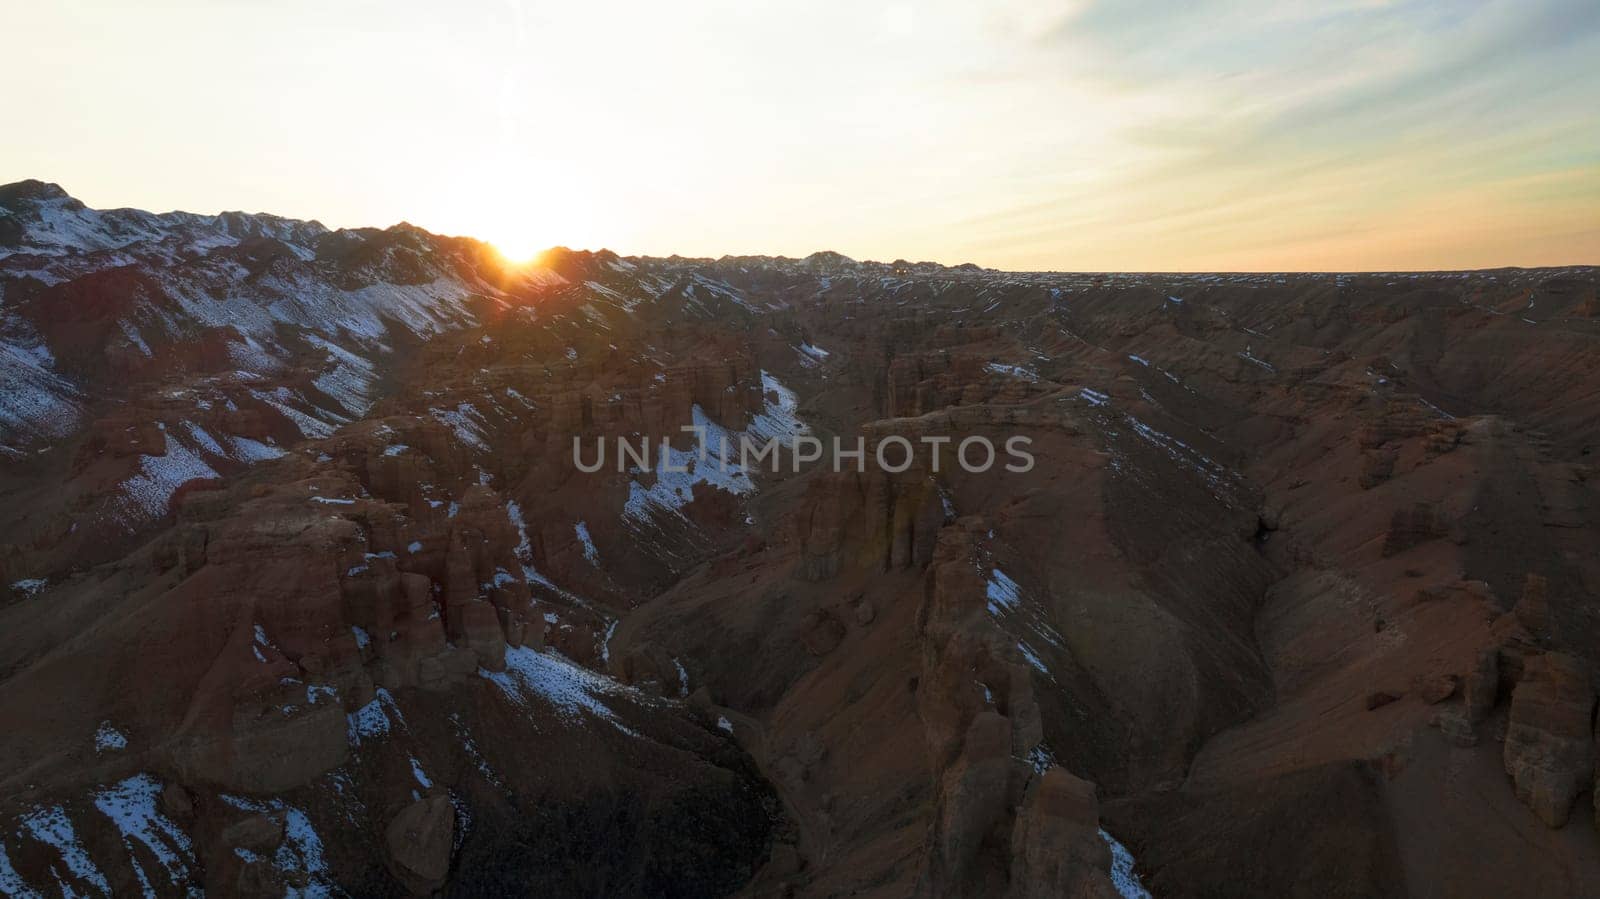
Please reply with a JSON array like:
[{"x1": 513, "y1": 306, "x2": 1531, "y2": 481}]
[
  {"x1": 481, "y1": 645, "x2": 639, "y2": 735},
  {"x1": 114, "y1": 431, "x2": 219, "y2": 523},
  {"x1": 985, "y1": 569, "x2": 1022, "y2": 616},
  {"x1": 0, "y1": 336, "x2": 82, "y2": 445},
  {"x1": 94, "y1": 722, "x2": 128, "y2": 752},
  {"x1": 575, "y1": 521, "x2": 599, "y2": 565},
  {"x1": 228, "y1": 435, "x2": 286, "y2": 462},
  {"x1": 672, "y1": 657, "x2": 690, "y2": 697},
  {"x1": 409, "y1": 758, "x2": 432, "y2": 789},
  {"x1": 795, "y1": 342, "x2": 831, "y2": 367},
  {"x1": 181, "y1": 421, "x2": 225, "y2": 457},
  {"x1": 309, "y1": 495, "x2": 355, "y2": 506},
  {"x1": 93, "y1": 774, "x2": 197, "y2": 892},
  {"x1": 430, "y1": 402, "x2": 489, "y2": 450},
  {"x1": 0, "y1": 840, "x2": 33, "y2": 898},
  {"x1": 305, "y1": 335, "x2": 377, "y2": 417},
  {"x1": 347, "y1": 688, "x2": 404, "y2": 744},
  {"x1": 1237, "y1": 348, "x2": 1275, "y2": 372},
  {"x1": 19, "y1": 806, "x2": 110, "y2": 894},
  {"x1": 985, "y1": 362, "x2": 1038, "y2": 382},
  {"x1": 623, "y1": 405, "x2": 755, "y2": 524},
  {"x1": 250, "y1": 388, "x2": 340, "y2": 440},
  {"x1": 1100, "y1": 829, "x2": 1152, "y2": 899},
  {"x1": 10, "y1": 578, "x2": 46, "y2": 598},
  {"x1": 745, "y1": 371, "x2": 809, "y2": 444}
]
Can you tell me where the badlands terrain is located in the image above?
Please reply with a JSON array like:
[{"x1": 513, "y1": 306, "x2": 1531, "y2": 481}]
[{"x1": 1, "y1": 179, "x2": 1598, "y2": 897}]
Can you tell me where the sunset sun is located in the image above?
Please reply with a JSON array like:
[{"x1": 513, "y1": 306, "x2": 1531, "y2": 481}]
[
  {"x1": 448, "y1": 194, "x2": 563, "y2": 266},
  {"x1": 423, "y1": 159, "x2": 603, "y2": 265},
  {"x1": 482, "y1": 224, "x2": 551, "y2": 267}
]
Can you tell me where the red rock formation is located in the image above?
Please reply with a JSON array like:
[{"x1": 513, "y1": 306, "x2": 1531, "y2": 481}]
[
  {"x1": 3, "y1": 185, "x2": 1600, "y2": 896},
  {"x1": 1504, "y1": 653, "x2": 1596, "y2": 827}
]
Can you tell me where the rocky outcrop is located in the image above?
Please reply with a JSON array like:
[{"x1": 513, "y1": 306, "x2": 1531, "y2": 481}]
[
  {"x1": 385, "y1": 795, "x2": 456, "y2": 894},
  {"x1": 1504, "y1": 652, "x2": 1596, "y2": 827},
  {"x1": 795, "y1": 465, "x2": 942, "y2": 581},
  {"x1": 222, "y1": 812, "x2": 286, "y2": 855},
  {"x1": 1007, "y1": 769, "x2": 1120, "y2": 899},
  {"x1": 1358, "y1": 446, "x2": 1399, "y2": 489},
  {"x1": 1465, "y1": 647, "x2": 1501, "y2": 723},
  {"x1": 927, "y1": 711, "x2": 1015, "y2": 894},
  {"x1": 798, "y1": 608, "x2": 847, "y2": 656},
  {"x1": 1514, "y1": 573, "x2": 1552, "y2": 644},
  {"x1": 915, "y1": 533, "x2": 1129, "y2": 894},
  {"x1": 1381, "y1": 502, "x2": 1448, "y2": 557}
]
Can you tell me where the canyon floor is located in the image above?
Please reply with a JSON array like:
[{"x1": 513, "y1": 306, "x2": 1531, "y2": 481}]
[{"x1": 2, "y1": 180, "x2": 1599, "y2": 897}]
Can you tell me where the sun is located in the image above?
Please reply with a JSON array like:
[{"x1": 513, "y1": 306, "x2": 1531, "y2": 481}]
[
  {"x1": 464, "y1": 204, "x2": 556, "y2": 267},
  {"x1": 467, "y1": 188, "x2": 606, "y2": 266},
  {"x1": 420, "y1": 154, "x2": 608, "y2": 265},
  {"x1": 484, "y1": 231, "x2": 550, "y2": 267}
]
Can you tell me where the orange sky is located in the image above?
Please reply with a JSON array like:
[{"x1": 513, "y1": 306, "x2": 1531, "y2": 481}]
[{"x1": 4, "y1": 0, "x2": 1596, "y2": 270}]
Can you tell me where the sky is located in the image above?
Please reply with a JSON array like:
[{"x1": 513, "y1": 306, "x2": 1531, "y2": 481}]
[{"x1": 4, "y1": 0, "x2": 1598, "y2": 271}]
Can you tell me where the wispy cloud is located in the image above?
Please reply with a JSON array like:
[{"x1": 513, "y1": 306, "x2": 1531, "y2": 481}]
[{"x1": 946, "y1": 0, "x2": 1600, "y2": 268}]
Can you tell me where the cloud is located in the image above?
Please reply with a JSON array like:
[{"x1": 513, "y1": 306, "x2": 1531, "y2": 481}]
[{"x1": 941, "y1": 0, "x2": 1600, "y2": 269}]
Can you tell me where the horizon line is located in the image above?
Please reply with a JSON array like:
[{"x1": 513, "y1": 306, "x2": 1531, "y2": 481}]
[{"x1": 5, "y1": 178, "x2": 1595, "y2": 278}]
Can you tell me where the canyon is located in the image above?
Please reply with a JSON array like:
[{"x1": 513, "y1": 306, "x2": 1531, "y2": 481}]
[{"x1": 2, "y1": 180, "x2": 1598, "y2": 897}]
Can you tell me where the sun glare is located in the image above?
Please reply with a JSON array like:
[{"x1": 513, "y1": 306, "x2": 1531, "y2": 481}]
[
  {"x1": 455, "y1": 202, "x2": 556, "y2": 267},
  {"x1": 484, "y1": 231, "x2": 549, "y2": 267},
  {"x1": 417, "y1": 155, "x2": 605, "y2": 268}
]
